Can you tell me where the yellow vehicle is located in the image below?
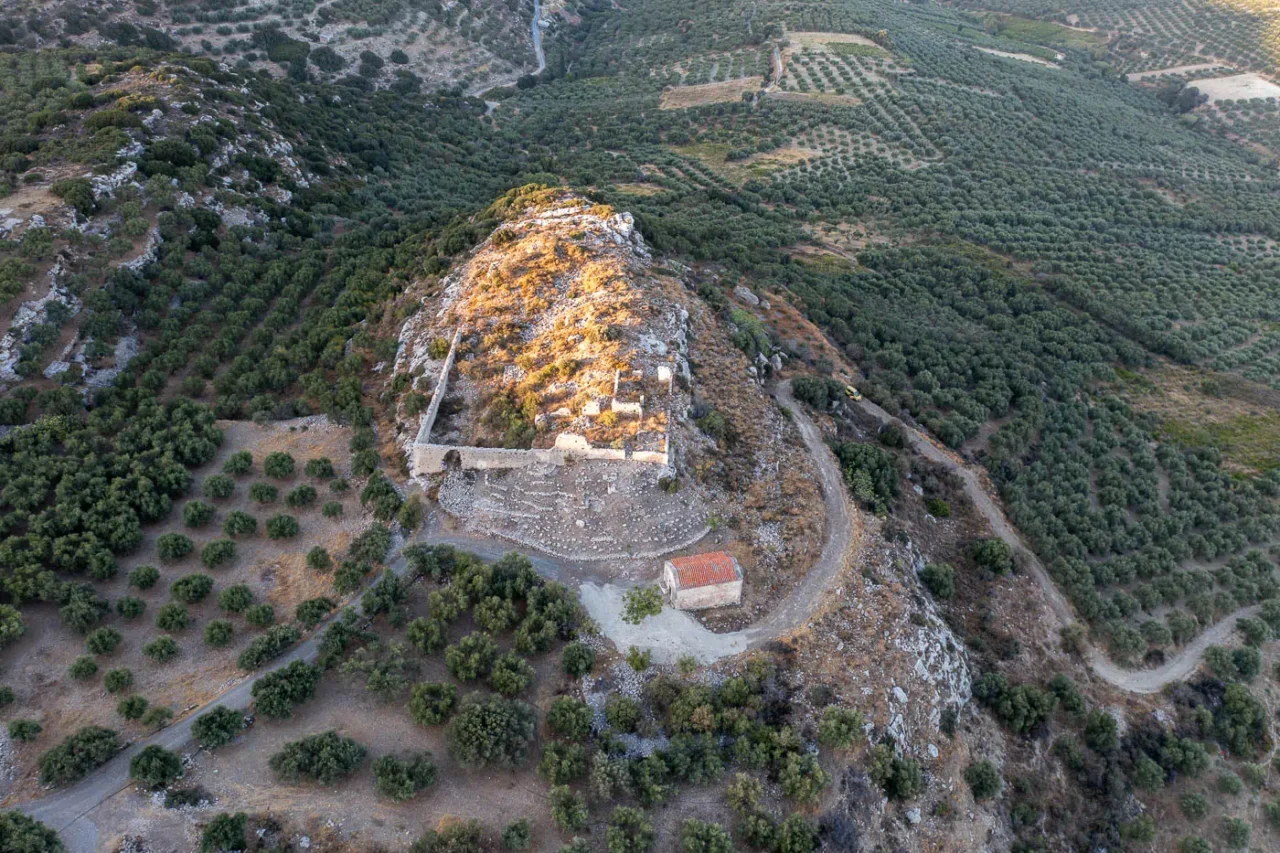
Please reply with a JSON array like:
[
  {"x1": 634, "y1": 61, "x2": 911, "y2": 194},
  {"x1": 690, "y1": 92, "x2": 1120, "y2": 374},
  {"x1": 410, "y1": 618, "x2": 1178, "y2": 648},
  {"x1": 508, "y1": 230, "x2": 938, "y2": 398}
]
[{"x1": 844, "y1": 385, "x2": 863, "y2": 401}]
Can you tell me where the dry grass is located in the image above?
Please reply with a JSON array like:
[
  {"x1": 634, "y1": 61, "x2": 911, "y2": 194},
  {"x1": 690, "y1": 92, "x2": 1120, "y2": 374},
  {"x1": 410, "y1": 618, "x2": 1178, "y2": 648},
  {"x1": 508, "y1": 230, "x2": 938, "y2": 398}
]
[
  {"x1": 786, "y1": 31, "x2": 881, "y2": 48},
  {"x1": 612, "y1": 182, "x2": 666, "y2": 196},
  {"x1": 1188, "y1": 72, "x2": 1280, "y2": 101},
  {"x1": 659, "y1": 76, "x2": 763, "y2": 109}
]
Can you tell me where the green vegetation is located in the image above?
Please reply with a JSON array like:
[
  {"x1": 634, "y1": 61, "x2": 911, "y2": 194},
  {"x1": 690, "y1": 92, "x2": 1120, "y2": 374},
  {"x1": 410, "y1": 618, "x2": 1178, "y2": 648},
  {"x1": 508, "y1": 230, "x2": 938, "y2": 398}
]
[{"x1": 270, "y1": 731, "x2": 366, "y2": 784}]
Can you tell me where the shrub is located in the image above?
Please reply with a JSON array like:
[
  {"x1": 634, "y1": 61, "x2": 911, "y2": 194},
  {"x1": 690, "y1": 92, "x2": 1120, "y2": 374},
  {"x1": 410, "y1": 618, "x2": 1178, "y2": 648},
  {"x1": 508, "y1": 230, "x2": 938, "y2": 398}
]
[
  {"x1": 68, "y1": 656, "x2": 98, "y2": 680},
  {"x1": 373, "y1": 752, "x2": 438, "y2": 801},
  {"x1": 157, "y1": 533, "x2": 194, "y2": 562},
  {"x1": 200, "y1": 812, "x2": 247, "y2": 852},
  {"x1": 919, "y1": 563, "x2": 954, "y2": 599},
  {"x1": 490, "y1": 652, "x2": 535, "y2": 696},
  {"x1": 605, "y1": 696, "x2": 642, "y2": 733},
  {"x1": 778, "y1": 752, "x2": 829, "y2": 803},
  {"x1": 141, "y1": 705, "x2": 173, "y2": 730},
  {"x1": 118, "y1": 695, "x2": 148, "y2": 720},
  {"x1": 219, "y1": 584, "x2": 253, "y2": 613},
  {"x1": 104, "y1": 668, "x2": 133, "y2": 693},
  {"x1": 626, "y1": 647, "x2": 652, "y2": 671},
  {"x1": 201, "y1": 539, "x2": 236, "y2": 569},
  {"x1": 622, "y1": 585, "x2": 663, "y2": 624},
  {"x1": 1179, "y1": 839, "x2": 1211, "y2": 853},
  {"x1": 204, "y1": 620, "x2": 234, "y2": 647},
  {"x1": 606, "y1": 806, "x2": 655, "y2": 852},
  {"x1": 409, "y1": 682, "x2": 459, "y2": 726},
  {"x1": 172, "y1": 574, "x2": 214, "y2": 603},
  {"x1": 270, "y1": 731, "x2": 366, "y2": 784},
  {"x1": 222, "y1": 451, "x2": 253, "y2": 476},
  {"x1": 249, "y1": 482, "x2": 278, "y2": 504},
  {"x1": 412, "y1": 821, "x2": 486, "y2": 853},
  {"x1": 238, "y1": 625, "x2": 300, "y2": 670},
  {"x1": 550, "y1": 785, "x2": 589, "y2": 831},
  {"x1": 502, "y1": 819, "x2": 532, "y2": 850},
  {"x1": 970, "y1": 538, "x2": 1014, "y2": 574},
  {"x1": 446, "y1": 632, "x2": 498, "y2": 681},
  {"x1": 155, "y1": 603, "x2": 191, "y2": 632},
  {"x1": 562, "y1": 641, "x2": 595, "y2": 677},
  {"x1": 322, "y1": 501, "x2": 344, "y2": 518},
  {"x1": 447, "y1": 694, "x2": 536, "y2": 768},
  {"x1": 774, "y1": 814, "x2": 818, "y2": 853},
  {"x1": 305, "y1": 457, "x2": 335, "y2": 479},
  {"x1": 817, "y1": 706, "x2": 863, "y2": 748},
  {"x1": 296, "y1": 597, "x2": 336, "y2": 628},
  {"x1": 287, "y1": 485, "x2": 317, "y2": 508},
  {"x1": 0, "y1": 812, "x2": 62, "y2": 851},
  {"x1": 307, "y1": 546, "x2": 331, "y2": 570},
  {"x1": 129, "y1": 565, "x2": 161, "y2": 589},
  {"x1": 183, "y1": 500, "x2": 215, "y2": 528},
  {"x1": 540, "y1": 741, "x2": 587, "y2": 785},
  {"x1": 1180, "y1": 792, "x2": 1209, "y2": 821},
  {"x1": 8, "y1": 719, "x2": 41, "y2": 742},
  {"x1": 263, "y1": 452, "x2": 295, "y2": 479},
  {"x1": 38, "y1": 726, "x2": 119, "y2": 786},
  {"x1": 85, "y1": 626, "x2": 123, "y2": 655},
  {"x1": 143, "y1": 636, "x2": 179, "y2": 663},
  {"x1": 965, "y1": 760, "x2": 1002, "y2": 800},
  {"x1": 679, "y1": 819, "x2": 733, "y2": 853},
  {"x1": 130, "y1": 744, "x2": 182, "y2": 789},
  {"x1": 244, "y1": 603, "x2": 275, "y2": 627},
  {"x1": 193, "y1": 706, "x2": 245, "y2": 749},
  {"x1": 266, "y1": 514, "x2": 299, "y2": 539},
  {"x1": 867, "y1": 744, "x2": 922, "y2": 800},
  {"x1": 116, "y1": 596, "x2": 145, "y2": 619},
  {"x1": 547, "y1": 697, "x2": 592, "y2": 741},
  {"x1": 222, "y1": 510, "x2": 257, "y2": 537},
  {"x1": 1222, "y1": 816, "x2": 1250, "y2": 848},
  {"x1": 203, "y1": 474, "x2": 235, "y2": 499},
  {"x1": 252, "y1": 661, "x2": 322, "y2": 719}
]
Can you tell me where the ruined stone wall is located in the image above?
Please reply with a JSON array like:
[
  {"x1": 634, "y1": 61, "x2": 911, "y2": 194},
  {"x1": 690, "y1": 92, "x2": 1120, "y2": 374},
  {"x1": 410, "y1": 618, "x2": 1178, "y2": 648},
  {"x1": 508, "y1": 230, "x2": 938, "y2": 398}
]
[
  {"x1": 411, "y1": 434, "x2": 667, "y2": 476},
  {"x1": 415, "y1": 327, "x2": 462, "y2": 445}
]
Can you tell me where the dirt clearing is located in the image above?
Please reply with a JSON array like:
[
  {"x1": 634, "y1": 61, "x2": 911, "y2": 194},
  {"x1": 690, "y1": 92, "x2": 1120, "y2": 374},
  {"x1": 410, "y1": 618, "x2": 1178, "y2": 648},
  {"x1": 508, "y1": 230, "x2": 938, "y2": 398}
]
[
  {"x1": 1188, "y1": 72, "x2": 1280, "y2": 102},
  {"x1": 976, "y1": 47, "x2": 1059, "y2": 68},
  {"x1": 659, "y1": 76, "x2": 762, "y2": 109},
  {"x1": 786, "y1": 31, "x2": 880, "y2": 49},
  {"x1": 1126, "y1": 63, "x2": 1228, "y2": 81}
]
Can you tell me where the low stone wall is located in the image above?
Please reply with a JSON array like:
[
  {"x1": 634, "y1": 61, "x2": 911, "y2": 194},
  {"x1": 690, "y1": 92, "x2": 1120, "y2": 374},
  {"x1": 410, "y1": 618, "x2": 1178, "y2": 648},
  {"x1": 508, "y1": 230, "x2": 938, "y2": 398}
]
[
  {"x1": 411, "y1": 439, "x2": 668, "y2": 476},
  {"x1": 415, "y1": 327, "x2": 462, "y2": 445}
]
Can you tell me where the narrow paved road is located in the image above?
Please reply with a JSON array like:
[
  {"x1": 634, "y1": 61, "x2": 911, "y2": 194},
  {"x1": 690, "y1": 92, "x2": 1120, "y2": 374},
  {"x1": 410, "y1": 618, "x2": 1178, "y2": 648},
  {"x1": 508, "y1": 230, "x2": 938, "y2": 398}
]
[{"x1": 852, "y1": 395, "x2": 1256, "y2": 694}]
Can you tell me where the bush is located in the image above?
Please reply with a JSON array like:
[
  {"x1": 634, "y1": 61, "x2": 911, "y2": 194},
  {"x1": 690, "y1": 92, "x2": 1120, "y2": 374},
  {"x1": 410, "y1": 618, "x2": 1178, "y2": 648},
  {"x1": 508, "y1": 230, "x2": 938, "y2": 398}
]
[
  {"x1": 222, "y1": 452, "x2": 253, "y2": 476},
  {"x1": 606, "y1": 697, "x2": 642, "y2": 733},
  {"x1": 0, "y1": 811, "x2": 62, "y2": 851},
  {"x1": 263, "y1": 452, "x2": 295, "y2": 479},
  {"x1": 446, "y1": 632, "x2": 498, "y2": 681},
  {"x1": 1180, "y1": 792, "x2": 1209, "y2": 821},
  {"x1": 130, "y1": 744, "x2": 182, "y2": 789},
  {"x1": 183, "y1": 500, "x2": 216, "y2": 528},
  {"x1": 130, "y1": 565, "x2": 161, "y2": 589},
  {"x1": 296, "y1": 597, "x2": 336, "y2": 628},
  {"x1": 204, "y1": 620, "x2": 234, "y2": 647},
  {"x1": 447, "y1": 694, "x2": 536, "y2": 768},
  {"x1": 155, "y1": 603, "x2": 191, "y2": 632},
  {"x1": 193, "y1": 706, "x2": 245, "y2": 749},
  {"x1": 970, "y1": 538, "x2": 1014, "y2": 574},
  {"x1": 68, "y1": 656, "x2": 98, "y2": 680},
  {"x1": 270, "y1": 731, "x2": 366, "y2": 784},
  {"x1": 548, "y1": 697, "x2": 592, "y2": 741},
  {"x1": 867, "y1": 744, "x2": 922, "y2": 800},
  {"x1": 266, "y1": 514, "x2": 299, "y2": 539},
  {"x1": 38, "y1": 726, "x2": 119, "y2": 786},
  {"x1": 412, "y1": 821, "x2": 485, "y2": 853},
  {"x1": 172, "y1": 574, "x2": 214, "y2": 603},
  {"x1": 141, "y1": 706, "x2": 173, "y2": 730},
  {"x1": 965, "y1": 760, "x2": 1002, "y2": 800},
  {"x1": 322, "y1": 501, "x2": 344, "y2": 518},
  {"x1": 373, "y1": 752, "x2": 438, "y2": 801},
  {"x1": 550, "y1": 785, "x2": 589, "y2": 831},
  {"x1": 307, "y1": 546, "x2": 331, "y2": 570},
  {"x1": 562, "y1": 641, "x2": 595, "y2": 677},
  {"x1": 774, "y1": 814, "x2": 818, "y2": 853},
  {"x1": 203, "y1": 474, "x2": 235, "y2": 500},
  {"x1": 679, "y1": 819, "x2": 733, "y2": 853},
  {"x1": 1222, "y1": 816, "x2": 1250, "y2": 848},
  {"x1": 919, "y1": 563, "x2": 955, "y2": 599},
  {"x1": 817, "y1": 706, "x2": 863, "y2": 748},
  {"x1": 244, "y1": 603, "x2": 275, "y2": 627},
  {"x1": 201, "y1": 539, "x2": 236, "y2": 569},
  {"x1": 238, "y1": 624, "x2": 300, "y2": 670},
  {"x1": 104, "y1": 668, "x2": 133, "y2": 693},
  {"x1": 539, "y1": 741, "x2": 587, "y2": 785},
  {"x1": 219, "y1": 584, "x2": 253, "y2": 613},
  {"x1": 287, "y1": 485, "x2": 317, "y2": 508},
  {"x1": 502, "y1": 819, "x2": 531, "y2": 850},
  {"x1": 143, "y1": 636, "x2": 179, "y2": 663},
  {"x1": 490, "y1": 652, "x2": 535, "y2": 696},
  {"x1": 622, "y1": 585, "x2": 663, "y2": 624},
  {"x1": 8, "y1": 719, "x2": 41, "y2": 742},
  {"x1": 118, "y1": 695, "x2": 148, "y2": 720},
  {"x1": 254, "y1": 661, "x2": 321, "y2": 720},
  {"x1": 116, "y1": 596, "x2": 145, "y2": 619},
  {"x1": 409, "y1": 682, "x2": 459, "y2": 726},
  {"x1": 249, "y1": 482, "x2": 278, "y2": 504},
  {"x1": 778, "y1": 752, "x2": 829, "y2": 803},
  {"x1": 626, "y1": 646, "x2": 652, "y2": 671},
  {"x1": 606, "y1": 806, "x2": 655, "y2": 853},
  {"x1": 305, "y1": 457, "x2": 335, "y2": 479},
  {"x1": 222, "y1": 510, "x2": 257, "y2": 537},
  {"x1": 85, "y1": 626, "x2": 123, "y2": 655},
  {"x1": 157, "y1": 533, "x2": 194, "y2": 562}
]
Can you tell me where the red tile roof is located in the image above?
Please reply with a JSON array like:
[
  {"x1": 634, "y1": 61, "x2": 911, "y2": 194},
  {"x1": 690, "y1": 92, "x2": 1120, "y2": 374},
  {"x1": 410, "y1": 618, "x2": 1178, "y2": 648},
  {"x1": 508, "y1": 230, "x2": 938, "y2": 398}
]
[{"x1": 669, "y1": 551, "x2": 740, "y2": 589}]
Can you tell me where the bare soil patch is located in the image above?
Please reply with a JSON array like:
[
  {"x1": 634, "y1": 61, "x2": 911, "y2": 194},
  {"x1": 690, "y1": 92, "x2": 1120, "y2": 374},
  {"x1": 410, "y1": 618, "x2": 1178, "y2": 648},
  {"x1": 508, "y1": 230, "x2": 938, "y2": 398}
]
[
  {"x1": 1188, "y1": 72, "x2": 1280, "y2": 101},
  {"x1": 975, "y1": 47, "x2": 1059, "y2": 68},
  {"x1": 786, "y1": 31, "x2": 881, "y2": 49},
  {"x1": 659, "y1": 76, "x2": 763, "y2": 110},
  {"x1": 766, "y1": 90, "x2": 862, "y2": 107}
]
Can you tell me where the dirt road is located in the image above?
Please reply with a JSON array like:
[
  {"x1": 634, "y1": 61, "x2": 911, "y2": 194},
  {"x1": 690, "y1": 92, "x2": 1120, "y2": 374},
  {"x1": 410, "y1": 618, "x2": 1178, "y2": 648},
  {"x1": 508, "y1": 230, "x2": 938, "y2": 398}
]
[{"x1": 852, "y1": 395, "x2": 1253, "y2": 694}]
